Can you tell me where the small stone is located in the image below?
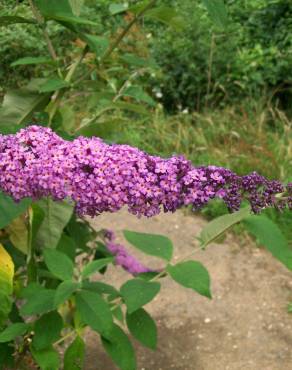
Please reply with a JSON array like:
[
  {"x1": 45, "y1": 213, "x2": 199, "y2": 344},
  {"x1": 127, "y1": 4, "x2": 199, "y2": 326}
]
[{"x1": 204, "y1": 318, "x2": 211, "y2": 324}]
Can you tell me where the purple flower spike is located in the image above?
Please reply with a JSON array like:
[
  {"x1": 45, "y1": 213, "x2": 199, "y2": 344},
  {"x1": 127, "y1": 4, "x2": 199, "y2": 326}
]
[
  {"x1": 0, "y1": 125, "x2": 289, "y2": 216},
  {"x1": 104, "y1": 230, "x2": 155, "y2": 276}
]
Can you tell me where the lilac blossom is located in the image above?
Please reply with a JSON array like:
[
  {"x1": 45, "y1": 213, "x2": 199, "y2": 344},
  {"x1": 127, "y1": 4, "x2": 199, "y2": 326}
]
[
  {"x1": 0, "y1": 125, "x2": 291, "y2": 216},
  {"x1": 103, "y1": 230, "x2": 154, "y2": 276}
]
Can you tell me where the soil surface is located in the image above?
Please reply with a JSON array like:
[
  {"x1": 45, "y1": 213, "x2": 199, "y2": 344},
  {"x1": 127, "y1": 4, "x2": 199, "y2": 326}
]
[{"x1": 85, "y1": 209, "x2": 292, "y2": 370}]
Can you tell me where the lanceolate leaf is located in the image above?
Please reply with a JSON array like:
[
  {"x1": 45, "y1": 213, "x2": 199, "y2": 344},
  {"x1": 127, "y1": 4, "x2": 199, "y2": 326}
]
[
  {"x1": 0, "y1": 244, "x2": 14, "y2": 296},
  {"x1": 102, "y1": 324, "x2": 136, "y2": 370},
  {"x1": 81, "y1": 257, "x2": 114, "y2": 279},
  {"x1": 0, "y1": 245, "x2": 14, "y2": 325},
  {"x1": 6, "y1": 215, "x2": 28, "y2": 255},
  {"x1": 36, "y1": 198, "x2": 74, "y2": 249},
  {"x1": 69, "y1": 0, "x2": 84, "y2": 16},
  {"x1": 199, "y1": 207, "x2": 251, "y2": 247},
  {"x1": 11, "y1": 57, "x2": 53, "y2": 67},
  {"x1": 54, "y1": 281, "x2": 80, "y2": 307},
  {"x1": 83, "y1": 34, "x2": 109, "y2": 58},
  {"x1": 75, "y1": 290, "x2": 113, "y2": 336},
  {"x1": 126, "y1": 308, "x2": 157, "y2": 350},
  {"x1": 32, "y1": 311, "x2": 63, "y2": 350},
  {"x1": 120, "y1": 279, "x2": 160, "y2": 314},
  {"x1": 0, "y1": 192, "x2": 31, "y2": 229},
  {"x1": 123, "y1": 230, "x2": 173, "y2": 261},
  {"x1": 0, "y1": 323, "x2": 29, "y2": 343},
  {"x1": 43, "y1": 249, "x2": 74, "y2": 281},
  {"x1": 0, "y1": 90, "x2": 50, "y2": 127},
  {"x1": 145, "y1": 6, "x2": 184, "y2": 30},
  {"x1": 167, "y1": 261, "x2": 211, "y2": 298},
  {"x1": 202, "y1": 0, "x2": 228, "y2": 28},
  {"x1": 64, "y1": 336, "x2": 85, "y2": 370},
  {"x1": 39, "y1": 78, "x2": 70, "y2": 93},
  {"x1": 123, "y1": 85, "x2": 156, "y2": 106},
  {"x1": 109, "y1": 3, "x2": 129, "y2": 15},
  {"x1": 34, "y1": 0, "x2": 97, "y2": 26},
  {"x1": 20, "y1": 289, "x2": 55, "y2": 316},
  {"x1": 0, "y1": 16, "x2": 36, "y2": 26},
  {"x1": 31, "y1": 345, "x2": 60, "y2": 370},
  {"x1": 244, "y1": 215, "x2": 292, "y2": 271}
]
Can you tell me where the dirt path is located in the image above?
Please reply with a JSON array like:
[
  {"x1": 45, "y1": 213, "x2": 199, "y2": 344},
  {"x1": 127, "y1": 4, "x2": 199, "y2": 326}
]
[{"x1": 85, "y1": 209, "x2": 292, "y2": 370}]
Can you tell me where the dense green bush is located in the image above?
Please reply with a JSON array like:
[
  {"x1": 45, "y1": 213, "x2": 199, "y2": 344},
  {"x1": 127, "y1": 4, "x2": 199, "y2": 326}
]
[
  {"x1": 2, "y1": 1, "x2": 292, "y2": 110},
  {"x1": 150, "y1": 0, "x2": 292, "y2": 111}
]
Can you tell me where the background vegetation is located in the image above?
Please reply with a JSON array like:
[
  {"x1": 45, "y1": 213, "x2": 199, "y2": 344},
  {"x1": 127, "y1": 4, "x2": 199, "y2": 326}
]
[{"x1": 0, "y1": 0, "x2": 291, "y2": 237}]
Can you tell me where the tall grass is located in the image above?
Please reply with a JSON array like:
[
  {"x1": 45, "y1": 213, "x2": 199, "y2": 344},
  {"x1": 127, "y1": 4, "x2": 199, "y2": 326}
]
[{"x1": 120, "y1": 101, "x2": 292, "y2": 181}]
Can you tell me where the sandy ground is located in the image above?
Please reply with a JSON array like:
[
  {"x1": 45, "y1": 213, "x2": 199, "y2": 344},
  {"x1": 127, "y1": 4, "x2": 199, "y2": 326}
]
[{"x1": 85, "y1": 209, "x2": 292, "y2": 370}]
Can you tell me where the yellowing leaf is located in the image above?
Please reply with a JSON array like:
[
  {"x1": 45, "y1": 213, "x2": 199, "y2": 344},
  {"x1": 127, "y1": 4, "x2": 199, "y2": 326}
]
[{"x1": 0, "y1": 244, "x2": 14, "y2": 295}]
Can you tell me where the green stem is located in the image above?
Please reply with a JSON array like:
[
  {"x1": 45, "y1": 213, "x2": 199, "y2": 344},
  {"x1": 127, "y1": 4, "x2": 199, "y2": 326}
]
[
  {"x1": 47, "y1": 45, "x2": 89, "y2": 125},
  {"x1": 74, "y1": 0, "x2": 157, "y2": 86},
  {"x1": 27, "y1": 208, "x2": 37, "y2": 283},
  {"x1": 28, "y1": 0, "x2": 58, "y2": 61},
  {"x1": 101, "y1": 0, "x2": 157, "y2": 63}
]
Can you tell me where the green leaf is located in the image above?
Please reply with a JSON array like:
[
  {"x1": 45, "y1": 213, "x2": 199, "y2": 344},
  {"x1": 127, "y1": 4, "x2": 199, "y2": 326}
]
[
  {"x1": 30, "y1": 204, "x2": 45, "y2": 251},
  {"x1": 6, "y1": 215, "x2": 28, "y2": 255},
  {"x1": 32, "y1": 311, "x2": 63, "y2": 350},
  {"x1": 69, "y1": 0, "x2": 84, "y2": 16},
  {"x1": 35, "y1": 0, "x2": 97, "y2": 26},
  {"x1": 64, "y1": 335, "x2": 85, "y2": 370},
  {"x1": 76, "y1": 120, "x2": 123, "y2": 140},
  {"x1": 0, "y1": 342, "x2": 14, "y2": 369},
  {"x1": 20, "y1": 289, "x2": 55, "y2": 316},
  {"x1": 0, "y1": 244, "x2": 14, "y2": 296},
  {"x1": 0, "y1": 244, "x2": 14, "y2": 325},
  {"x1": 0, "y1": 323, "x2": 29, "y2": 343},
  {"x1": 0, "y1": 192, "x2": 31, "y2": 230},
  {"x1": 56, "y1": 233, "x2": 77, "y2": 261},
  {"x1": 112, "y1": 305, "x2": 124, "y2": 323},
  {"x1": 31, "y1": 345, "x2": 60, "y2": 370},
  {"x1": 75, "y1": 290, "x2": 113, "y2": 336},
  {"x1": 39, "y1": 78, "x2": 70, "y2": 93},
  {"x1": 0, "y1": 16, "x2": 36, "y2": 26},
  {"x1": 244, "y1": 216, "x2": 292, "y2": 271},
  {"x1": 113, "y1": 101, "x2": 150, "y2": 116},
  {"x1": 126, "y1": 308, "x2": 157, "y2": 350},
  {"x1": 120, "y1": 53, "x2": 156, "y2": 68},
  {"x1": 123, "y1": 230, "x2": 173, "y2": 261},
  {"x1": 123, "y1": 85, "x2": 156, "y2": 106},
  {"x1": 109, "y1": 3, "x2": 129, "y2": 15},
  {"x1": 0, "y1": 90, "x2": 50, "y2": 127},
  {"x1": 81, "y1": 257, "x2": 114, "y2": 279},
  {"x1": 202, "y1": 0, "x2": 228, "y2": 28},
  {"x1": 102, "y1": 324, "x2": 136, "y2": 370},
  {"x1": 167, "y1": 261, "x2": 211, "y2": 298},
  {"x1": 0, "y1": 89, "x2": 50, "y2": 128},
  {"x1": 59, "y1": 104, "x2": 76, "y2": 132},
  {"x1": 11, "y1": 57, "x2": 53, "y2": 67},
  {"x1": 81, "y1": 281, "x2": 119, "y2": 297},
  {"x1": 19, "y1": 282, "x2": 46, "y2": 299},
  {"x1": 146, "y1": 6, "x2": 184, "y2": 30},
  {"x1": 83, "y1": 34, "x2": 109, "y2": 58},
  {"x1": 199, "y1": 207, "x2": 251, "y2": 247},
  {"x1": 43, "y1": 249, "x2": 74, "y2": 281},
  {"x1": 54, "y1": 281, "x2": 80, "y2": 307},
  {"x1": 36, "y1": 198, "x2": 73, "y2": 249},
  {"x1": 120, "y1": 279, "x2": 160, "y2": 314},
  {"x1": 0, "y1": 293, "x2": 12, "y2": 328}
]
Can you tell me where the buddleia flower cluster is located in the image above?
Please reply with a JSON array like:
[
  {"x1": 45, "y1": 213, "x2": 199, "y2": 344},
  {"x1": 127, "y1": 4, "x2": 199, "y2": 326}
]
[
  {"x1": 103, "y1": 230, "x2": 154, "y2": 276},
  {"x1": 0, "y1": 125, "x2": 291, "y2": 216}
]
